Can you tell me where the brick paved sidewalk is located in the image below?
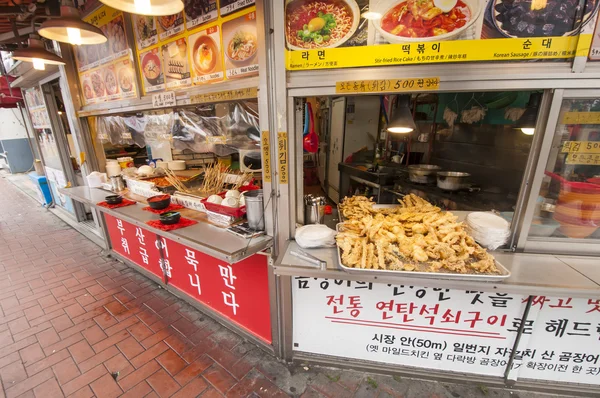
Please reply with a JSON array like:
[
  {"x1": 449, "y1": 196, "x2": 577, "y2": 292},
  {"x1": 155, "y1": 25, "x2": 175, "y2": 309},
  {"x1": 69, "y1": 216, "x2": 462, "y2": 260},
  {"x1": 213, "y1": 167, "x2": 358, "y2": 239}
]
[{"x1": 0, "y1": 175, "x2": 579, "y2": 398}]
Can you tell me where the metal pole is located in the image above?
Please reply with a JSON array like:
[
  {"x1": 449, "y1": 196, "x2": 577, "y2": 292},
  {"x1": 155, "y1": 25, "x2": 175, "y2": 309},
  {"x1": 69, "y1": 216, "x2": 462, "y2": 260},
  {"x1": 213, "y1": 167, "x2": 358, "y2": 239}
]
[{"x1": 504, "y1": 295, "x2": 534, "y2": 384}]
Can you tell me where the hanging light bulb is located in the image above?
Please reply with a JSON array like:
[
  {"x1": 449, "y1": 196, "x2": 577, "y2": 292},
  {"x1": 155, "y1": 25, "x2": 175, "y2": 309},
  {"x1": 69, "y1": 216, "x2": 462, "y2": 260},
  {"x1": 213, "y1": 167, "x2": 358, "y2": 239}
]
[
  {"x1": 99, "y1": 0, "x2": 183, "y2": 16},
  {"x1": 38, "y1": 6, "x2": 106, "y2": 45},
  {"x1": 32, "y1": 58, "x2": 46, "y2": 70},
  {"x1": 387, "y1": 95, "x2": 416, "y2": 134},
  {"x1": 13, "y1": 37, "x2": 66, "y2": 68},
  {"x1": 515, "y1": 92, "x2": 542, "y2": 136}
]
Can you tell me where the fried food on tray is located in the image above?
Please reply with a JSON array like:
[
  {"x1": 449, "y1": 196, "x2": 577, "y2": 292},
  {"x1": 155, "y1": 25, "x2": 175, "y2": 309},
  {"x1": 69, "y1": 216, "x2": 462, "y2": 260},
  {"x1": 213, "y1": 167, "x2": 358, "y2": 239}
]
[{"x1": 336, "y1": 194, "x2": 499, "y2": 275}]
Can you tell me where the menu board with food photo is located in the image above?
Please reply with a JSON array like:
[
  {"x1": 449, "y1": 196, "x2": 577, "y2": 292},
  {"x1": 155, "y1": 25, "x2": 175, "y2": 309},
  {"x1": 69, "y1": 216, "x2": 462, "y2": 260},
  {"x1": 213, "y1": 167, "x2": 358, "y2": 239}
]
[
  {"x1": 285, "y1": 0, "x2": 600, "y2": 70},
  {"x1": 140, "y1": 48, "x2": 166, "y2": 92},
  {"x1": 103, "y1": 65, "x2": 120, "y2": 100},
  {"x1": 106, "y1": 15, "x2": 128, "y2": 58},
  {"x1": 157, "y1": 12, "x2": 186, "y2": 41},
  {"x1": 222, "y1": 11, "x2": 259, "y2": 79},
  {"x1": 185, "y1": 0, "x2": 218, "y2": 30},
  {"x1": 220, "y1": 0, "x2": 255, "y2": 16},
  {"x1": 90, "y1": 70, "x2": 108, "y2": 101},
  {"x1": 189, "y1": 25, "x2": 224, "y2": 84},
  {"x1": 163, "y1": 38, "x2": 192, "y2": 89},
  {"x1": 115, "y1": 59, "x2": 137, "y2": 98},
  {"x1": 24, "y1": 87, "x2": 51, "y2": 129},
  {"x1": 81, "y1": 72, "x2": 95, "y2": 104},
  {"x1": 134, "y1": 15, "x2": 159, "y2": 50}
]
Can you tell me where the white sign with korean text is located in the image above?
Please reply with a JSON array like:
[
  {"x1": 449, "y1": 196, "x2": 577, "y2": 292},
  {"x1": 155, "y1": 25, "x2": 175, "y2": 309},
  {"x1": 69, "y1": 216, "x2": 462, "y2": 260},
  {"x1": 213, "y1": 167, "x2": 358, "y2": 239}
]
[
  {"x1": 152, "y1": 91, "x2": 176, "y2": 108},
  {"x1": 293, "y1": 278, "x2": 528, "y2": 377},
  {"x1": 508, "y1": 296, "x2": 600, "y2": 385}
]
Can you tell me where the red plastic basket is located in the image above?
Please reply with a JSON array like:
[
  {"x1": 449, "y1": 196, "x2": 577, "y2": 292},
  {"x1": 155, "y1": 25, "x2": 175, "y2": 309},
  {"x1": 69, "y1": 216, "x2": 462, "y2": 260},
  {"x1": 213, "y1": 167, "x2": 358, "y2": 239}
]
[{"x1": 200, "y1": 185, "x2": 260, "y2": 218}]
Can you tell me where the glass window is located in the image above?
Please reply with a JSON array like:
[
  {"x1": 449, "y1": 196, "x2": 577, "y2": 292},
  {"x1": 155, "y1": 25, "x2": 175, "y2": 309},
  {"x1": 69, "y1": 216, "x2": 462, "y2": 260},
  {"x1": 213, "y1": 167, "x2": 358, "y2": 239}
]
[{"x1": 529, "y1": 98, "x2": 600, "y2": 241}]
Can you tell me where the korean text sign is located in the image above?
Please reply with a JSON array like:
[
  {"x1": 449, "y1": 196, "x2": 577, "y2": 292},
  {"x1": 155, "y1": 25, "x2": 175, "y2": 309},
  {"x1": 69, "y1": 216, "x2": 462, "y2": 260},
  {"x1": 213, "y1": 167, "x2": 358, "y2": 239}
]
[{"x1": 293, "y1": 277, "x2": 527, "y2": 377}]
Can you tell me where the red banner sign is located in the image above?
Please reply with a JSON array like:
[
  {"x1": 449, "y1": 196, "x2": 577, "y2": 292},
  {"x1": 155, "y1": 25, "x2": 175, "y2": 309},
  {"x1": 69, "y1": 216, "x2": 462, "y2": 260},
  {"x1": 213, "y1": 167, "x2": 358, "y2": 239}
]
[
  {"x1": 104, "y1": 214, "x2": 163, "y2": 278},
  {"x1": 104, "y1": 214, "x2": 272, "y2": 344}
]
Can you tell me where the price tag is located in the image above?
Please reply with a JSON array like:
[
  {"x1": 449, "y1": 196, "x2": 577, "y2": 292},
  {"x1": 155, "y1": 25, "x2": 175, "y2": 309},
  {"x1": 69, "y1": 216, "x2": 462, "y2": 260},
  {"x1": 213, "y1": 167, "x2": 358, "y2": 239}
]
[
  {"x1": 565, "y1": 153, "x2": 600, "y2": 165},
  {"x1": 562, "y1": 112, "x2": 600, "y2": 125},
  {"x1": 152, "y1": 91, "x2": 176, "y2": 108},
  {"x1": 561, "y1": 141, "x2": 600, "y2": 154},
  {"x1": 190, "y1": 87, "x2": 257, "y2": 105},
  {"x1": 261, "y1": 131, "x2": 271, "y2": 183},
  {"x1": 278, "y1": 132, "x2": 288, "y2": 185},
  {"x1": 336, "y1": 78, "x2": 440, "y2": 94}
]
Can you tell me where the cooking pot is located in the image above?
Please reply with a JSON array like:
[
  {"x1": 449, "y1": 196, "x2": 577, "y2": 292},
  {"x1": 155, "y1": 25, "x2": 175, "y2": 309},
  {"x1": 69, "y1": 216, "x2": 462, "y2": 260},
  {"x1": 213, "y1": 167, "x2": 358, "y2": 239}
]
[
  {"x1": 408, "y1": 164, "x2": 441, "y2": 184},
  {"x1": 437, "y1": 171, "x2": 471, "y2": 191}
]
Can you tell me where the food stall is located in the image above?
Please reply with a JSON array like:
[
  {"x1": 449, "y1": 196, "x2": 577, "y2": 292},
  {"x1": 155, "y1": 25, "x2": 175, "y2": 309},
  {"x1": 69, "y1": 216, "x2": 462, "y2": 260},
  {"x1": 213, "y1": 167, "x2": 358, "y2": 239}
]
[
  {"x1": 57, "y1": 0, "x2": 280, "y2": 352},
  {"x1": 27, "y1": 0, "x2": 600, "y2": 392},
  {"x1": 268, "y1": 0, "x2": 600, "y2": 394}
]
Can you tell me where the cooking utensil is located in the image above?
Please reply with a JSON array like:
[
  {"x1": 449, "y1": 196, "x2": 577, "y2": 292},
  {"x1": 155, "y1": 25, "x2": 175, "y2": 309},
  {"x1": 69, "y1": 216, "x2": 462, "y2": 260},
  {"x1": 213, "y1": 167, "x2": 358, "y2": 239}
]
[
  {"x1": 437, "y1": 171, "x2": 471, "y2": 191},
  {"x1": 304, "y1": 195, "x2": 326, "y2": 224},
  {"x1": 160, "y1": 211, "x2": 181, "y2": 225},
  {"x1": 245, "y1": 190, "x2": 265, "y2": 231},
  {"x1": 408, "y1": 164, "x2": 441, "y2": 184},
  {"x1": 109, "y1": 175, "x2": 125, "y2": 192},
  {"x1": 303, "y1": 102, "x2": 318, "y2": 153},
  {"x1": 290, "y1": 249, "x2": 326, "y2": 269},
  {"x1": 105, "y1": 195, "x2": 122, "y2": 205}
]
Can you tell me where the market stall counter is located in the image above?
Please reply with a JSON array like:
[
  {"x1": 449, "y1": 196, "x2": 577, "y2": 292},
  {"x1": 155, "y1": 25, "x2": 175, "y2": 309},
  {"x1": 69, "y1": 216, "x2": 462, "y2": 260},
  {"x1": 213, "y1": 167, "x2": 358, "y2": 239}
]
[
  {"x1": 60, "y1": 186, "x2": 274, "y2": 349},
  {"x1": 275, "y1": 242, "x2": 600, "y2": 391}
]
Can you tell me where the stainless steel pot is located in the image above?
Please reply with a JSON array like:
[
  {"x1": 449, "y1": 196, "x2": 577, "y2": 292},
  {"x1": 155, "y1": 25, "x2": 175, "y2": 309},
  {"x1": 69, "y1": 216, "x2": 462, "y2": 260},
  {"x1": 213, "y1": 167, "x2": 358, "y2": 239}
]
[
  {"x1": 437, "y1": 171, "x2": 471, "y2": 191},
  {"x1": 408, "y1": 164, "x2": 441, "y2": 184}
]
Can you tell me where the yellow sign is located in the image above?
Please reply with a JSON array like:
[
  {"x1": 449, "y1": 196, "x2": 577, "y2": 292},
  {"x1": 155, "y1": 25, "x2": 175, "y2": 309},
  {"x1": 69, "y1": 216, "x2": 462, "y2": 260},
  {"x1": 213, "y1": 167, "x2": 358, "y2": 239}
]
[
  {"x1": 277, "y1": 132, "x2": 288, "y2": 185},
  {"x1": 190, "y1": 87, "x2": 258, "y2": 105},
  {"x1": 336, "y1": 78, "x2": 439, "y2": 94},
  {"x1": 562, "y1": 112, "x2": 600, "y2": 125},
  {"x1": 261, "y1": 131, "x2": 272, "y2": 183},
  {"x1": 566, "y1": 153, "x2": 600, "y2": 165},
  {"x1": 286, "y1": 35, "x2": 587, "y2": 70},
  {"x1": 561, "y1": 141, "x2": 600, "y2": 154}
]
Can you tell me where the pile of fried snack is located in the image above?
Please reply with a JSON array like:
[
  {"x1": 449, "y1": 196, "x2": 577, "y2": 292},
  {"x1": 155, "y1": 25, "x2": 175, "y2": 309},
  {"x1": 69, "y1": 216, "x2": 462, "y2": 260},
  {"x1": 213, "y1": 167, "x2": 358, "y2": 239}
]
[{"x1": 336, "y1": 194, "x2": 499, "y2": 274}]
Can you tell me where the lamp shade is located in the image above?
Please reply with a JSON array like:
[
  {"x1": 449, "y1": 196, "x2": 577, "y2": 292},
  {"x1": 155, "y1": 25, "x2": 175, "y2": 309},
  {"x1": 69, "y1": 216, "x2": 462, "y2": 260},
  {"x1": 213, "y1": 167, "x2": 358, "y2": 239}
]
[
  {"x1": 12, "y1": 38, "x2": 66, "y2": 65},
  {"x1": 515, "y1": 92, "x2": 541, "y2": 135},
  {"x1": 38, "y1": 6, "x2": 107, "y2": 45},
  {"x1": 387, "y1": 95, "x2": 416, "y2": 134},
  {"x1": 99, "y1": 0, "x2": 184, "y2": 16}
]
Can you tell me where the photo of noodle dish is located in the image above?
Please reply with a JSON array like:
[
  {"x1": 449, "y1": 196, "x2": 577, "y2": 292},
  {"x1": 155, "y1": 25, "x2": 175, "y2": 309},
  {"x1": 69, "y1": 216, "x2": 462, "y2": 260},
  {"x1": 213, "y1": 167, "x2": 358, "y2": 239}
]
[
  {"x1": 285, "y1": 0, "x2": 360, "y2": 50},
  {"x1": 104, "y1": 68, "x2": 118, "y2": 96},
  {"x1": 372, "y1": 0, "x2": 482, "y2": 43},
  {"x1": 226, "y1": 30, "x2": 257, "y2": 64}
]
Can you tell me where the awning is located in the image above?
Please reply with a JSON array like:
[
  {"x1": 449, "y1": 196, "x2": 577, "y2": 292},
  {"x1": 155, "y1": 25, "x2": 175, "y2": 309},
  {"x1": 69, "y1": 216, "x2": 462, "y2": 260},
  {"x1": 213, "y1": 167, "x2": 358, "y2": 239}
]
[{"x1": 0, "y1": 75, "x2": 22, "y2": 108}]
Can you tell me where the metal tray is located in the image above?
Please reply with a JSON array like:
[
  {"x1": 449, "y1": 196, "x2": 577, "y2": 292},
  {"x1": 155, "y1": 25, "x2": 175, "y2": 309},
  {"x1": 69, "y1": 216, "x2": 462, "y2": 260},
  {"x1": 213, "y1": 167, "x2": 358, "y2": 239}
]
[{"x1": 335, "y1": 224, "x2": 511, "y2": 282}]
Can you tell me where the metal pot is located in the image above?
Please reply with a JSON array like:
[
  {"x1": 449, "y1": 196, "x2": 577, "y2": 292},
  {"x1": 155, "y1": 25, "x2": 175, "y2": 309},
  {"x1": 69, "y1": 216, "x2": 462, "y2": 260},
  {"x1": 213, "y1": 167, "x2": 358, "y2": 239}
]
[
  {"x1": 437, "y1": 171, "x2": 471, "y2": 191},
  {"x1": 408, "y1": 164, "x2": 441, "y2": 184}
]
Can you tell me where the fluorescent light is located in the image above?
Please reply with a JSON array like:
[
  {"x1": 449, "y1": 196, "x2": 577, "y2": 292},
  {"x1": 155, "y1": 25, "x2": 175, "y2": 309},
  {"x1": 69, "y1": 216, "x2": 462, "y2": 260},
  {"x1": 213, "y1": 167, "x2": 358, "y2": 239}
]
[
  {"x1": 521, "y1": 128, "x2": 535, "y2": 135},
  {"x1": 134, "y1": 0, "x2": 153, "y2": 15},
  {"x1": 67, "y1": 27, "x2": 82, "y2": 45},
  {"x1": 32, "y1": 58, "x2": 46, "y2": 70}
]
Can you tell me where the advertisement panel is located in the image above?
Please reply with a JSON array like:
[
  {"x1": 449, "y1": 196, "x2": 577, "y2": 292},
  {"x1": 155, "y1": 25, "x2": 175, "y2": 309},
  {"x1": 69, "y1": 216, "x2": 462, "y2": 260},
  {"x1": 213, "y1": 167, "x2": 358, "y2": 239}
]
[{"x1": 285, "y1": 0, "x2": 599, "y2": 70}]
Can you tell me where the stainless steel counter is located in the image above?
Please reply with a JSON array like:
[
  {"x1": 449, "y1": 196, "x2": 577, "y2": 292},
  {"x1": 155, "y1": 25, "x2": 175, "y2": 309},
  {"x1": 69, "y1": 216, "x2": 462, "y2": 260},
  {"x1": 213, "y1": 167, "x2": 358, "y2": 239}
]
[
  {"x1": 60, "y1": 186, "x2": 272, "y2": 263},
  {"x1": 274, "y1": 241, "x2": 600, "y2": 298}
]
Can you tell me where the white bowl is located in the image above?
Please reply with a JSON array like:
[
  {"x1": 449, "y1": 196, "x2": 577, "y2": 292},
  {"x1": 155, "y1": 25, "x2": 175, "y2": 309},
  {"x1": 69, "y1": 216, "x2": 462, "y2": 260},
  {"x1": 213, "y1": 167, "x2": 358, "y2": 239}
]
[
  {"x1": 169, "y1": 160, "x2": 186, "y2": 171},
  {"x1": 207, "y1": 195, "x2": 223, "y2": 204},
  {"x1": 371, "y1": 0, "x2": 481, "y2": 43},
  {"x1": 225, "y1": 189, "x2": 240, "y2": 199},
  {"x1": 285, "y1": 0, "x2": 360, "y2": 51},
  {"x1": 221, "y1": 197, "x2": 239, "y2": 208}
]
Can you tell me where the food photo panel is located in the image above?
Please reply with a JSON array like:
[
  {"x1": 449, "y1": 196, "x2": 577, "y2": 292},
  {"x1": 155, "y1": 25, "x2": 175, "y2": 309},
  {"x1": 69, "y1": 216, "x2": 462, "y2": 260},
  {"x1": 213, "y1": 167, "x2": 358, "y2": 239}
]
[
  {"x1": 140, "y1": 48, "x2": 166, "y2": 93},
  {"x1": 103, "y1": 64, "x2": 120, "y2": 100},
  {"x1": 189, "y1": 25, "x2": 224, "y2": 84},
  {"x1": 157, "y1": 12, "x2": 186, "y2": 41},
  {"x1": 163, "y1": 38, "x2": 192, "y2": 89},
  {"x1": 222, "y1": 11, "x2": 259, "y2": 78},
  {"x1": 115, "y1": 59, "x2": 137, "y2": 99},
  {"x1": 185, "y1": 0, "x2": 218, "y2": 30},
  {"x1": 133, "y1": 15, "x2": 159, "y2": 50}
]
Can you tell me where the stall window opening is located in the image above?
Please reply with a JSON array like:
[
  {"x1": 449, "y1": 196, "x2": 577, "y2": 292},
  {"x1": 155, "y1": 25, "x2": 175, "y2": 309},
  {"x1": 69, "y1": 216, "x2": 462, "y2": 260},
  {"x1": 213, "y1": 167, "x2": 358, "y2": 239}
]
[{"x1": 298, "y1": 91, "x2": 542, "y2": 240}]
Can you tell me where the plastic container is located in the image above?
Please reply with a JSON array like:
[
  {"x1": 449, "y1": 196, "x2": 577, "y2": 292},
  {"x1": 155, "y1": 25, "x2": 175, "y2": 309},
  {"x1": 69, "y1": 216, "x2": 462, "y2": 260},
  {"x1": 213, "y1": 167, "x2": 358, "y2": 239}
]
[
  {"x1": 106, "y1": 162, "x2": 121, "y2": 177},
  {"x1": 202, "y1": 192, "x2": 246, "y2": 218},
  {"x1": 117, "y1": 157, "x2": 133, "y2": 169}
]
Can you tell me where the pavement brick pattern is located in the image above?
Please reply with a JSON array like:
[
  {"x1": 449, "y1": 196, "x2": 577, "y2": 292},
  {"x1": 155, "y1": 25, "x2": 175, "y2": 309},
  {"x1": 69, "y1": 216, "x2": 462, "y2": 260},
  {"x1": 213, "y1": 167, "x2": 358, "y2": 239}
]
[{"x1": 0, "y1": 175, "x2": 578, "y2": 398}]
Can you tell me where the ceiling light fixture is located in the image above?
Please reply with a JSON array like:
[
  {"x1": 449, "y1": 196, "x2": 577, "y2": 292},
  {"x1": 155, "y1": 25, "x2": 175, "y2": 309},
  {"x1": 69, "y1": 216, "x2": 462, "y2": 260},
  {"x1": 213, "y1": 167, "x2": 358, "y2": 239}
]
[
  {"x1": 515, "y1": 92, "x2": 542, "y2": 136},
  {"x1": 38, "y1": 5, "x2": 107, "y2": 45},
  {"x1": 12, "y1": 37, "x2": 66, "y2": 69},
  {"x1": 99, "y1": 0, "x2": 184, "y2": 16},
  {"x1": 387, "y1": 95, "x2": 416, "y2": 134}
]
